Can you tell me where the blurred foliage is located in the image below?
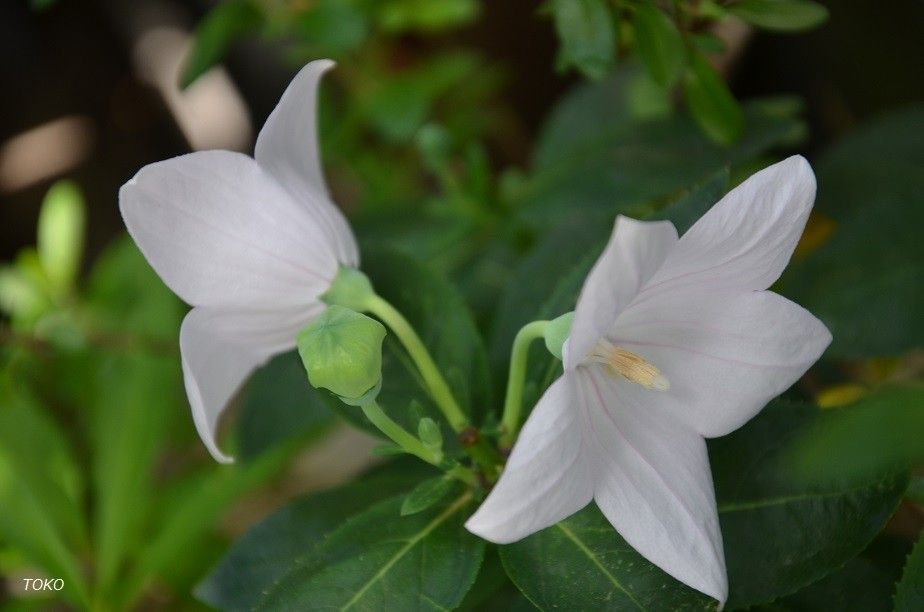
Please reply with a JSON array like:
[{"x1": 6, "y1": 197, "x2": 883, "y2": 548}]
[{"x1": 0, "y1": 184, "x2": 325, "y2": 609}]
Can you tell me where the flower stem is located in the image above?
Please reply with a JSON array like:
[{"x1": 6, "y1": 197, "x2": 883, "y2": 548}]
[
  {"x1": 360, "y1": 399, "x2": 475, "y2": 486},
  {"x1": 362, "y1": 293, "x2": 469, "y2": 432},
  {"x1": 499, "y1": 320, "x2": 549, "y2": 449}
]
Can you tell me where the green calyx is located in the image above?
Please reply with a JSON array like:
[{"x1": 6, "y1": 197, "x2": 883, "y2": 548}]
[
  {"x1": 297, "y1": 305, "x2": 386, "y2": 402},
  {"x1": 321, "y1": 266, "x2": 375, "y2": 311},
  {"x1": 543, "y1": 311, "x2": 574, "y2": 360}
]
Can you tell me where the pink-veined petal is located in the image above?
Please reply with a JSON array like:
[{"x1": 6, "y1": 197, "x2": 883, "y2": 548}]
[
  {"x1": 120, "y1": 150, "x2": 339, "y2": 309},
  {"x1": 609, "y1": 288, "x2": 831, "y2": 438},
  {"x1": 179, "y1": 303, "x2": 324, "y2": 463},
  {"x1": 567, "y1": 216, "x2": 678, "y2": 369},
  {"x1": 579, "y1": 368, "x2": 728, "y2": 605},
  {"x1": 642, "y1": 155, "x2": 815, "y2": 300},
  {"x1": 465, "y1": 375, "x2": 594, "y2": 543},
  {"x1": 255, "y1": 60, "x2": 358, "y2": 267}
]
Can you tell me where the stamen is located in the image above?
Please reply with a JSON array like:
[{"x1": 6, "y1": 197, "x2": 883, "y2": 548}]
[{"x1": 587, "y1": 340, "x2": 670, "y2": 391}]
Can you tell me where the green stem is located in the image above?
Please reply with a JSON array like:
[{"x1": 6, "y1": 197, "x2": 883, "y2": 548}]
[
  {"x1": 499, "y1": 320, "x2": 549, "y2": 449},
  {"x1": 362, "y1": 294, "x2": 469, "y2": 433},
  {"x1": 360, "y1": 400, "x2": 475, "y2": 486}
]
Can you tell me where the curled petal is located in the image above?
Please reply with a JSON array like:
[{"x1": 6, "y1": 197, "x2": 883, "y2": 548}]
[
  {"x1": 579, "y1": 368, "x2": 728, "y2": 605},
  {"x1": 120, "y1": 150, "x2": 339, "y2": 309},
  {"x1": 255, "y1": 60, "x2": 358, "y2": 267},
  {"x1": 179, "y1": 304, "x2": 323, "y2": 463},
  {"x1": 567, "y1": 216, "x2": 678, "y2": 368},
  {"x1": 609, "y1": 288, "x2": 831, "y2": 437},
  {"x1": 645, "y1": 155, "x2": 816, "y2": 297},
  {"x1": 466, "y1": 375, "x2": 594, "y2": 543}
]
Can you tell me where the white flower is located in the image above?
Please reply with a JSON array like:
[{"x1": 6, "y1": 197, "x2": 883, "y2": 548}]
[
  {"x1": 119, "y1": 60, "x2": 357, "y2": 463},
  {"x1": 465, "y1": 156, "x2": 832, "y2": 605}
]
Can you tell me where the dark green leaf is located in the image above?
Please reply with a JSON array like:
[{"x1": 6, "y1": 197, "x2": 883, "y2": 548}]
[
  {"x1": 711, "y1": 400, "x2": 908, "y2": 608},
  {"x1": 728, "y1": 0, "x2": 829, "y2": 33},
  {"x1": 551, "y1": 0, "x2": 616, "y2": 80},
  {"x1": 196, "y1": 460, "x2": 433, "y2": 610},
  {"x1": 783, "y1": 108, "x2": 924, "y2": 357},
  {"x1": 895, "y1": 536, "x2": 924, "y2": 612},
  {"x1": 295, "y1": 0, "x2": 369, "y2": 55},
  {"x1": 763, "y1": 556, "x2": 897, "y2": 612},
  {"x1": 256, "y1": 490, "x2": 484, "y2": 610},
  {"x1": 342, "y1": 245, "x2": 490, "y2": 454},
  {"x1": 684, "y1": 52, "x2": 744, "y2": 145},
  {"x1": 500, "y1": 505, "x2": 717, "y2": 611},
  {"x1": 237, "y1": 351, "x2": 335, "y2": 460},
  {"x1": 401, "y1": 476, "x2": 455, "y2": 516},
  {"x1": 633, "y1": 1, "x2": 686, "y2": 87},
  {"x1": 524, "y1": 65, "x2": 804, "y2": 224},
  {"x1": 181, "y1": 0, "x2": 263, "y2": 88},
  {"x1": 785, "y1": 385, "x2": 924, "y2": 486}
]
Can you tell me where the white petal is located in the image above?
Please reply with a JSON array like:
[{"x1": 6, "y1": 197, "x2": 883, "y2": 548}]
[
  {"x1": 567, "y1": 216, "x2": 678, "y2": 368},
  {"x1": 255, "y1": 60, "x2": 358, "y2": 267},
  {"x1": 579, "y1": 368, "x2": 728, "y2": 605},
  {"x1": 645, "y1": 155, "x2": 815, "y2": 296},
  {"x1": 609, "y1": 289, "x2": 831, "y2": 438},
  {"x1": 180, "y1": 304, "x2": 323, "y2": 463},
  {"x1": 465, "y1": 375, "x2": 593, "y2": 543},
  {"x1": 120, "y1": 150, "x2": 339, "y2": 309}
]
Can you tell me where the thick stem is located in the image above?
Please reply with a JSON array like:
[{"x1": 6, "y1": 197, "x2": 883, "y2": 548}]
[
  {"x1": 362, "y1": 294, "x2": 469, "y2": 432},
  {"x1": 499, "y1": 320, "x2": 549, "y2": 449}
]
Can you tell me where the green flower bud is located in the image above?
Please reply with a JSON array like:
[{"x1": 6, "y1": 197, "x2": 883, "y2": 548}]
[
  {"x1": 321, "y1": 267, "x2": 375, "y2": 311},
  {"x1": 297, "y1": 306, "x2": 386, "y2": 402},
  {"x1": 543, "y1": 311, "x2": 574, "y2": 360}
]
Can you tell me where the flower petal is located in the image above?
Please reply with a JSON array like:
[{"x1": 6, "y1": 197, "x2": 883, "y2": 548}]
[
  {"x1": 579, "y1": 368, "x2": 727, "y2": 605},
  {"x1": 567, "y1": 216, "x2": 678, "y2": 368},
  {"x1": 179, "y1": 304, "x2": 323, "y2": 463},
  {"x1": 645, "y1": 155, "x2": 815, "y2": 297},
  {"x1": 255, "y1": 60, "x2": 358, "y2": 267},
  {"x1": 120, "y1": 150, "x2": 339, "y2": 309},
  {"x1": 609, "y1": 288, "x2": 831, "y2": 438},
  {"x1": 465, "y1": 375, "x2": 594, "y2": 543}
]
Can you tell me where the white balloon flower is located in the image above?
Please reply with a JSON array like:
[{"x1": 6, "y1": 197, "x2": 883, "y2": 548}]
[
  {"x1": 120, "y1": 60, "x2": 357, "y2": 463},
  {"x1": 465, "y1": 156, "x2": 832, "y2": 606}
]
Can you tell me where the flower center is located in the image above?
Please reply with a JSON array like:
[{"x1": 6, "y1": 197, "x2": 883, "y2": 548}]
[{"x1": 585, "y1": 340, "x2": 670, "y2": 391}]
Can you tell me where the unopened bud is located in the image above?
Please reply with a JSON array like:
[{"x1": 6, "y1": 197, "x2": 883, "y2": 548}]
[{"x1": 297, "y1": 306, "x2": 386, "y2": 402}]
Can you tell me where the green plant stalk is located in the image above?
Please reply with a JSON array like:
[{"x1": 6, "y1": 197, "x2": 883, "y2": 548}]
[
  {"x1": 499, "y1": 320, "x2": 549, "y2": 449},
  {"x1": 363, "y1": 294, "x2": 469, "y2": 432},
  {"x1": 361, "y1": 400, "x2": 475, "y2": 486}
]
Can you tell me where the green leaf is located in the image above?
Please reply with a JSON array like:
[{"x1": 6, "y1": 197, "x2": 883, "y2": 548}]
[
  {"x1": 633, "y1": 1, "x2": 686, "y2": 87},
  {"x1": 237, "y1": 351, "x2": 335, "y2": 461},
  {"x1": 895, "y1": 536, "x2": 924, "y2": 612},
  {"x1": 379, "y1": 0, "x2": 479, "y2": 33},
  {"x1": 710, "y1": 400, "x2": 908, "y2": 608},
  {"x1": 401, "y1": 476, "x2": 455, "y2": 515},
  {"x1": 784, "y1": 385, "x2": 924, "y2": 486},
  {"x1": 37, "y1": 180, "x2": 84, "y2": 293},
  {"x1": 196, "y1": 460, "x2": 432, "y2": 610},
  {"x1": 181, "y1": 0, "x2": 263, "y2": 88},
  {"x1": 295, "y1": 0, "x2": 370, "y2": 55},
  {"x1": 767, "y1": 556, "x2": 898, "y2": 612},
  {"x1": 782, "y1": 108, "x2": 924, "y2": 358},
  {"x1": 684, "y1": 52, "x2": 744, "y2": 145},
  {"x1": 551, "y1": 0, "x2": 616, "y2": 80},
  {"x1": 255, "y1": 490, "x2": 484, "y2": 610},
  {"x1": 728, "y1": 0, "x2": 829, "y2": 33},
  {"x1": 524, "y1": 65, "x2": 804, "y2": 224},
  {"x1": 338, "y1": 245, "x2": 490, "y2": 454},
  {"x1": 500, "y1": 505, "x2": 717, "y2": 610},
  {"x1": 418, "y1": 416, "x2": 444, "y2": 453},
  {"x1": 0, "y1": 379, "x2": 89, "y2": 607}
]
